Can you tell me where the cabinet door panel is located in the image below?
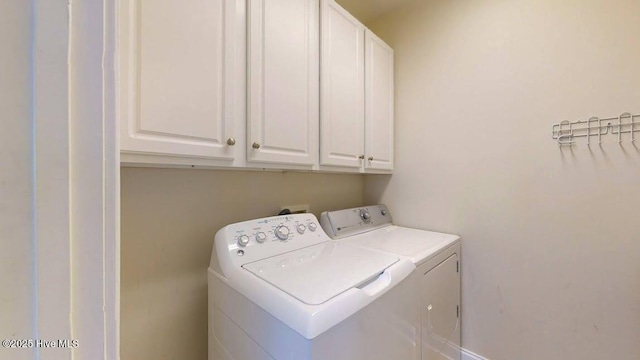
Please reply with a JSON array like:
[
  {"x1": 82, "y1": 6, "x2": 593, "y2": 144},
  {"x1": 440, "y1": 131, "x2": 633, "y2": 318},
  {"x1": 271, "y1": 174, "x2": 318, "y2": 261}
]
[
  {"x1": 120, "y1": 0, "x2": 239, "y2": 160},
  {"x1": 248, "y1": 0, "x2": 319, "y2": 165},
  {"x1": 365, "y1": 30, "x2": 394, "y2": 171},
  {"x1": 320, "y1": 0, "x2": 365, "y2": 168}
]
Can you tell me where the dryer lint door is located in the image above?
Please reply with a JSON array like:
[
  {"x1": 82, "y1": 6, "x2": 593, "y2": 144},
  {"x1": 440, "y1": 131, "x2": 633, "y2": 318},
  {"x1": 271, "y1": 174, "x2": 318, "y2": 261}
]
[{"x1": 421, "y1": 253, "x2": 461, "y2": 360}]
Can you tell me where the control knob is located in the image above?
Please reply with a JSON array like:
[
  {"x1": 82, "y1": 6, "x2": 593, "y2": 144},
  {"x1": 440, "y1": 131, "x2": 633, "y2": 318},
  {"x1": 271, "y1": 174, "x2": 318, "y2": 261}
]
[
  {"x1": 237, "y1": 235, "x2": 250, "y2": 247},
  {"x1": 296, "y1": 224, "x2": 306, "y2": 234},
  {"x1": 255, "y1": 232, "x2": 267, "y2": 243},
  {"x1": 360, "y1": 209, "x2": 371, "y2": 222},
  {"x1": 308, "y1": 222, "x2": 317, "y2": 232},
  {"x1": 275, "y1": 225, "x2": 290, "y2": 240}
]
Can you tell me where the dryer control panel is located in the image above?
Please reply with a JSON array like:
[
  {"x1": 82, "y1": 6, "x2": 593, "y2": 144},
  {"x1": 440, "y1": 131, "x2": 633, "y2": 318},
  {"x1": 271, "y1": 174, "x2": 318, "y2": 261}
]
[
  {"x1": 213, "y1": 213, "x2": 329, "y2": 269},
  {"x1": 320, "y1": 205, "x2": 393, "y2": 239}
]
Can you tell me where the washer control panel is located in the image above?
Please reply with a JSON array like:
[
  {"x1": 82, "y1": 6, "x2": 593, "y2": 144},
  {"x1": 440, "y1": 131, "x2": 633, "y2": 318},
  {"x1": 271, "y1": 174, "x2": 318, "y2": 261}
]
[
  {"x1": 215, "y1": 213, "x2": 328, "y2": 268},
  {"x1": 320, "y1": 205, "x2": 392, "y2": 239}
]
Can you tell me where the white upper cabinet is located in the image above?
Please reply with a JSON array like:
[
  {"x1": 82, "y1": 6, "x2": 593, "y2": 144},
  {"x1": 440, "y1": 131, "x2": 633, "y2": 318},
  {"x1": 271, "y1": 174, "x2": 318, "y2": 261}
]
[
  {"x1": 119, "y1": 0, "x2": 243, "y2": 161},
  {"x1": 365, "y1": 30, "x2": 394, "y2": 171},
  {"x1": 247, "y1": 0, "x2": 319, "y2": 166},
  {"x1": 320, "y1": 0, "x2": 394, "y2": 173},
  {"x1": 320, "y1": 0, "x2": 365, "y2": 169},
  {"x1": 118, "y1": 0, "x2": 391, "y2": 172}
]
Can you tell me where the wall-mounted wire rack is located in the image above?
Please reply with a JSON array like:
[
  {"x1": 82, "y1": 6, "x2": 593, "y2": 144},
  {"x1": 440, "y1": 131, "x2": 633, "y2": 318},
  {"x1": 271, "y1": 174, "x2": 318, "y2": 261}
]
[{"x1": 552, "y1": 112, "x2": 640, "y2": 145}]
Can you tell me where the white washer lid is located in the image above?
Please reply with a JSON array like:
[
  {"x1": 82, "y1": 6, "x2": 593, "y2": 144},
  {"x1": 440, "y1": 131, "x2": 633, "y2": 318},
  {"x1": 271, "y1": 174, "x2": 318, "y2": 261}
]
[{"x1": 242, "y1": 242, "x2": 399, "y2": 305}]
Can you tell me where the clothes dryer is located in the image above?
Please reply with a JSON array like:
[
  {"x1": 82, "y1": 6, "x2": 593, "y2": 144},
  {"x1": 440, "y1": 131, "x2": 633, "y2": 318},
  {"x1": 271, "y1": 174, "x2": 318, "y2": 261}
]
[{"x1": 321, "y1": 205, "x2": 461, "y2": 360}]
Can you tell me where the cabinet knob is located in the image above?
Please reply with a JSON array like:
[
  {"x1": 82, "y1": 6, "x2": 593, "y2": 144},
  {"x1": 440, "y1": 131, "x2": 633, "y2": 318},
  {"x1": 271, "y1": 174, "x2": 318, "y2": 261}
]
[
  {"x1": 358, "y1": 155, "x2": 365, "y2": 160},
  {"x1": 226, "y1": 138, "x2": 236, "y2": 146},
  {"x1": 252, "y1": 142, "x2": 261, "y2": 149},
  {"x1": 368, "y1": 156, "x2": 374, "y2": 161}
]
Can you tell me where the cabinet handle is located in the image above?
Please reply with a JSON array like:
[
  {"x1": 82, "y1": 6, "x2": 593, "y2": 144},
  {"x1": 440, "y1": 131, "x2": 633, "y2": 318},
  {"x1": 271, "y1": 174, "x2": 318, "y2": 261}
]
[
  {"x1": 368, "y1": 156, "x2": 374, "y2": 161},
  {"x1": 226, "y1": 138, "x2": 236, "y2": 146},
  {"x1": 252, "y1": 142, "x2": 261, "y2": 149},
  {"x1": 358, "y1": 155, "x2": 365, "y2": 160}
]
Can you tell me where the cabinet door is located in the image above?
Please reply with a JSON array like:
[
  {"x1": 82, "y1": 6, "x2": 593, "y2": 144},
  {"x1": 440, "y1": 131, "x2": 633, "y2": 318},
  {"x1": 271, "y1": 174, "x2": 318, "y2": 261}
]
[
  {"x1": 365, "y1": 30, "x2": 394, "y2": 171},
  {"x1": 248, "y1": 0, "x2": 319, "y2": 166},
  {"x1": 319, "y1": 0, "x2": 365, "y2": 168},
  {"x1": 421, "y1": 254, "x2": 461, "y2": 360},
  {"x1": 119, "y1": 0, "x2": 240, "y2": 160}
]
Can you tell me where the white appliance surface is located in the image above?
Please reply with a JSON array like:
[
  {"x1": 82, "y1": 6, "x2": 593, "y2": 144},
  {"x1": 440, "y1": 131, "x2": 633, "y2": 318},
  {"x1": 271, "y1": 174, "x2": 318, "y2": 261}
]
[
  {"x1": 320, "y1": 205, "x2": 462, "y2": 360},
  {"x1": 210, "y1": 212, "x2": 415, "y2": 341},
  {"x1": 320, "y1": 204, "x2": 460, "y2": 265},
  {"x1": 243, "y1": 241, "x2": 398, "y2": 305},
  {"x1": 343, "y1": 226, "x2": 459, "y2": 265}
]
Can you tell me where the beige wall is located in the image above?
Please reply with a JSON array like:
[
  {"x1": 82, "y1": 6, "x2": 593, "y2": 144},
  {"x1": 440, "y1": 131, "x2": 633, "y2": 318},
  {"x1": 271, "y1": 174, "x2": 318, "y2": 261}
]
[
  {"x1": 365, "y1": 0, "x2": 640, "y2": 359},
  {"x1": 120, "y1": 168, "x2": 363, "y2": 359},
  {"x1": 0, "y1": 2, "x2": 34, "y2": 359}
]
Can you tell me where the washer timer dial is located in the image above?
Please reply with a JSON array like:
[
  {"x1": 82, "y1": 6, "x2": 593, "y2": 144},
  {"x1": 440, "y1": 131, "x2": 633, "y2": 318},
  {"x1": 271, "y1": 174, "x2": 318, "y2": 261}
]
[{"x1": 275, "y1": 225, "x2": 290, "y2": 240}]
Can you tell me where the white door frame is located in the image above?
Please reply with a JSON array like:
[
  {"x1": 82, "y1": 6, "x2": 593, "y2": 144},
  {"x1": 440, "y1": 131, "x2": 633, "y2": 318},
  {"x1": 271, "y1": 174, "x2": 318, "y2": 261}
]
[{"x1": 33, "y1": 0, "x2": 119, "y2": 358}]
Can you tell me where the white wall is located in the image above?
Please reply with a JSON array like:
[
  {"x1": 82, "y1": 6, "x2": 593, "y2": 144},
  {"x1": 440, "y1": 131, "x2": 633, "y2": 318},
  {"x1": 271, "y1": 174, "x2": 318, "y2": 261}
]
[
  {"x1": 365, "y1": 1, "x2": 640, "y2": 359},
  {"x1": 120, "y1": 168, "x2": 364, "y2": 360},
  {"x1": 0, "y1": 1, "x2": 35, "y2": 359}
]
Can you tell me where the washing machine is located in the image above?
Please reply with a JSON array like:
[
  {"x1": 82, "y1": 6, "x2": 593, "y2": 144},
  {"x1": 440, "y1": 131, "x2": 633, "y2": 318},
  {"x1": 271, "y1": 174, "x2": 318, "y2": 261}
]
[
  {"x1": 208, "y1": 213, "x2": 420, "y2": 360},
  {"x1": 321, "y1": 205, "x2": 462, "y2": 360}
]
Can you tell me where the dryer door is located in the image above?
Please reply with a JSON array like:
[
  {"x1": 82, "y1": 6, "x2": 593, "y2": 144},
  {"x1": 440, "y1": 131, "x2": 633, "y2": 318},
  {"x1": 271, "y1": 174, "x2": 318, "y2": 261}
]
[{"x1": 422, "y1": 253, "x2": 461, "y2": 360}]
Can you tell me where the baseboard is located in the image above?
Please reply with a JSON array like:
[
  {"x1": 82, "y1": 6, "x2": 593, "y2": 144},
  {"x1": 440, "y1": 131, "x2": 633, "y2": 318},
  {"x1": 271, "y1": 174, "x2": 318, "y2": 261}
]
[{"x1": 461, "y1": 347, "x2": 490, "y2": 360}]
